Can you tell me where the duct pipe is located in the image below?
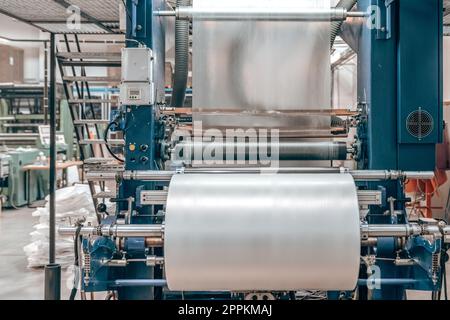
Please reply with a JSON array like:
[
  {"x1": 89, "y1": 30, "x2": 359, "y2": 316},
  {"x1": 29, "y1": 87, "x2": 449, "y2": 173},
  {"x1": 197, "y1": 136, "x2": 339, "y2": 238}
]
[
  {"x1": 330, "y1": 0, "x2": 357, "y2": 48},
  {"x1": 170, "y1": 0, "x2": 190, "y2": 108}
]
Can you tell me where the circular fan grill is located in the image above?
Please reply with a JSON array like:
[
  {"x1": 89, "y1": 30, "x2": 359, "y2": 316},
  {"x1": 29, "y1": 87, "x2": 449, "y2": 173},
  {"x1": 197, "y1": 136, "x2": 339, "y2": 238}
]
[{"x1": 406, "y1": 109, "x2": 434, "y2": 139}]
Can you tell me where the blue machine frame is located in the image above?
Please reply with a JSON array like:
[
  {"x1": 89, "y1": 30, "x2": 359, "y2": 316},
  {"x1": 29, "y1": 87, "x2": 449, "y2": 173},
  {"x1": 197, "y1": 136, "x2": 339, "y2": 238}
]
[{"x1": 356, "y1": 0, "x2": 444, "y2": 299}]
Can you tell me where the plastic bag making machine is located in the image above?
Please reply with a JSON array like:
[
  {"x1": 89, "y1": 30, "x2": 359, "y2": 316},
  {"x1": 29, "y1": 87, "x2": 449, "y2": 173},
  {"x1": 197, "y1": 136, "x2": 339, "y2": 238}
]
[{"x1": 59, "y1": 0, "x2": 449, "y2": 300}]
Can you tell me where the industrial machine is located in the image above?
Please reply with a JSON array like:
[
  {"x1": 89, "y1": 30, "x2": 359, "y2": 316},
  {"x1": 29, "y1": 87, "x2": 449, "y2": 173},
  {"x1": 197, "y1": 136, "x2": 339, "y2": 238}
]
[
  {"x1": 59, "y1": 0, "x2": 449, "y2": 300},
  {"x1": 0, "y1": 127, "x2": 70, "y2": 208},
  {"x1": 0, "y1": 148, "x2": 46, "y2": 207},
  {"x1": 0, "y1": 84, "x2": 74, "y2": 208}
]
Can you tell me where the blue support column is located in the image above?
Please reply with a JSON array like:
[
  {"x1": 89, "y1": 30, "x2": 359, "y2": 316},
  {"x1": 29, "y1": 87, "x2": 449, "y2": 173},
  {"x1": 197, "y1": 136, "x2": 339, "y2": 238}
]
[
  {"x1": 356, "y1": 0, "x2": 443, "y2": 300},
  {"x1": 397, "y1": 0, "x2": 443, "y2": 170},
  {"x1": 116, "y1": 0, "x2": 159, "y2": 300}
]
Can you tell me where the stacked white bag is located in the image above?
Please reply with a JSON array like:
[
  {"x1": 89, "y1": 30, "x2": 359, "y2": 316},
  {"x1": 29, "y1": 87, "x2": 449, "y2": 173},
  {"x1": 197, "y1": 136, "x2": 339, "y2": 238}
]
[{"x1": 24, "y1": 184, "x2": 99, "y2": 268}]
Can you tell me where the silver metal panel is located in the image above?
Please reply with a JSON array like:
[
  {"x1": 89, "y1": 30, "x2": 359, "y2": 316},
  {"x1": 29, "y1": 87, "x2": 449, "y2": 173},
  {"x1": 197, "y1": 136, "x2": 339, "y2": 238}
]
[
  {"x1": 357, "y1": 190, "x2": 382, "y2": 206},
  {"x1": 164, "y1": 173, "x2": 360, "y2": 291},
  {"x1": 121, "y1": 48, "x2": 153, "y2": 82},
  {"x1": 192, "y1": 0, "x2": 331, "y2": 129},
  {"x1": 120, "y1": 47, "x2": 156, "y2": 105}
]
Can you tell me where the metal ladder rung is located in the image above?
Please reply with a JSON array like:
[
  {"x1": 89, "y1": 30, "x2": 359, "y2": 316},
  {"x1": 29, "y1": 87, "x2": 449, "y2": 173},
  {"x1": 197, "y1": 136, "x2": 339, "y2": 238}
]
[
  {"x1": 92, "y1": 191, "x2": 117, "y2": 199},
  {"x1": 60, "y1": 61, "x2": 121, "y2": 67},
  {"x1": 74, "y1": 119, "x2": 111, "y2": 125},
  {"x1": 63, "y1": 76, "x2": 121, "y2": 83},
  {"x1": 57, "y1": 52, "x2": 121, "y2": 59},
  {"x1": 1, "y1": 123, "x2": 41, "y2": 128},
  {"x1": 79, "y1": 139, "x2": 125, "y2": 145},
  {"x1": 84, "y1": 157, "x2": 117, "y2": 164},
  {"x1": 69, "y1": 99, "x2": 117, "y2": 104}
]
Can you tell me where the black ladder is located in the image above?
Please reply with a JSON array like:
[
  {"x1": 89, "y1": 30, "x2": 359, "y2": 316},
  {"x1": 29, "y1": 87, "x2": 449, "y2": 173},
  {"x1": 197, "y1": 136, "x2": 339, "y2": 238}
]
[{"x1": 57, "y1": 35, "x2": 123, "y2": 221}]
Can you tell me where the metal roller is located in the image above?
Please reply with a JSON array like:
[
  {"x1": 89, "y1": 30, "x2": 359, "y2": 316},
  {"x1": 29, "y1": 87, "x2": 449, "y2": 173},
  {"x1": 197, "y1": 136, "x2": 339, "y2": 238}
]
[
  {"x1": 361, "y1": 224, "x2": 423, "y2": 238},
  {"x1": 155, "y1": 7, "x2": 366, "y2": 21},
  {"x1": 350, "y1": 170, "x2": 435, "y2": 181},
  {"x1": 172, "y1": 141, "x2": 348, "y2": 161},
  {"x1": 86, "y1": 168, "x2": 435, "y2": 182},
  {"x1": 58, "y1": 224, "x2": 164, "y2": 238}
]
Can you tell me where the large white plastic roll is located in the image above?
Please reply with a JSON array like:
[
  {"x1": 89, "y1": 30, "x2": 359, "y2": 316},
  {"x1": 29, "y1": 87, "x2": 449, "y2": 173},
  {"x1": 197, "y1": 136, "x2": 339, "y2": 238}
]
[{"x1": 164, "y1": 173, "x2": 361, "y2": 291}]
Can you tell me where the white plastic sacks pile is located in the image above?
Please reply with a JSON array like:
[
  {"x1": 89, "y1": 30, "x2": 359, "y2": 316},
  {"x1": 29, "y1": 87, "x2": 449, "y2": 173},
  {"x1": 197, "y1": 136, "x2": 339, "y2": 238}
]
[{"x1": 23, "y1": 184, "x2": 98, "y2": 268}]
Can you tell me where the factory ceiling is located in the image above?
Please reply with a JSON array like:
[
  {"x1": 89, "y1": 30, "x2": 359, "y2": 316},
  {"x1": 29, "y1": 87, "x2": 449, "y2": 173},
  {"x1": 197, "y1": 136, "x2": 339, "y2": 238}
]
[
  {"x1": 445, "y1": 0, "x2": 450, "y2": 23},
  {"x1": 0, "y1": 0, "x2": 121, "y2": 34}
]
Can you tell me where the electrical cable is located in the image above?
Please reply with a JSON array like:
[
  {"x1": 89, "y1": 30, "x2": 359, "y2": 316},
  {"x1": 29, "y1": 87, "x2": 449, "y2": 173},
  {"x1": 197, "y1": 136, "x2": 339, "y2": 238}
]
[
  {"x1": 443, "y1": 249, "x2": 449, "y2": 300},
  {"x1": 104, "y1": 122, "x2": 125, "y2": 163},
  {"x1": 69, "y1": 225, "x2": 82, "y2": 300}
]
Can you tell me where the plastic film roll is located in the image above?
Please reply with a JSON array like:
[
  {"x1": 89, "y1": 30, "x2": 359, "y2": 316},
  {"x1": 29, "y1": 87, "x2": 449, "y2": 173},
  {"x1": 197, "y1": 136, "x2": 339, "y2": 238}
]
[
  {"x1": 192, "y1": 0, "x2": 332, "y2": 130},
  {"x1": 164, "y1": 173, "x2": 360, "y2": 291}
]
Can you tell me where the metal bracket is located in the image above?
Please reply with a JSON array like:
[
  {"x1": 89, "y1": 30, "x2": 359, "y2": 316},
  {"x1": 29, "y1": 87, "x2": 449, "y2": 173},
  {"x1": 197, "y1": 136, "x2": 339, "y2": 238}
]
[{"x1": 376, "y1": 0, "x2": 394, "y2": 40}]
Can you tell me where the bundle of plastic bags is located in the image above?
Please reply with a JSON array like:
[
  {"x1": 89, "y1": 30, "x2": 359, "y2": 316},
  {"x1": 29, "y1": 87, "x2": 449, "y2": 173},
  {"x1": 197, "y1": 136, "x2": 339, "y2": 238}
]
[{"x1": 23, "y1": 184, "x2": 100, "y2": 268}]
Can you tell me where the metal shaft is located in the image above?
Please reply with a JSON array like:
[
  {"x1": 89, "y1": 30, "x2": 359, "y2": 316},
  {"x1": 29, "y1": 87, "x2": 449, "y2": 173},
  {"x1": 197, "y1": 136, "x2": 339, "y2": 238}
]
[
  {"x1": 113, "y1": 279, "x2": 167, "y2": 287},
  {"x1": 86, "y1": 169, "x2": 435, "y2": 183},
  {"x1": 362, "y1": 224, "x2": 422, "y2": 238},
  {"x1": 350, "y1": 170, "x2": 435, "y2": 181},
  {"x1": 123, "y1": 170, "x2": 176, "y2": 181},
  {"x1": 58, "y1": 224, "x2": 164, "y2": 238},
  {"x1": 155, "y1": 7, "x2": 367, "y2": 21},
  {"x1": 115, "y1": 169, "x2": 434, "y2": 182},
  {"x1": 59, "y1": 223, "x2": 437, "y2": 240},
  {"x1": 172, "y1": 141, "x2": 348, "y2": 161}
]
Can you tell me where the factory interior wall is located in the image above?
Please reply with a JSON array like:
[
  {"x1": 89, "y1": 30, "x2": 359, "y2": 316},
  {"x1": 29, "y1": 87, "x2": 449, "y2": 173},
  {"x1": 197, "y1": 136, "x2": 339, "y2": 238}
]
[
  {"x1": 0, "y1": 14, "x2": 46, "y2": 83},
  {"x1": 431, "y1": 37, "x2": 450, "y2": 219},
  {"x1": 332, "y1": 56, "x2": 357, "y2": 109},
  {"x1": 0, "y1": 14, "x2": 124, "y2": 84}
]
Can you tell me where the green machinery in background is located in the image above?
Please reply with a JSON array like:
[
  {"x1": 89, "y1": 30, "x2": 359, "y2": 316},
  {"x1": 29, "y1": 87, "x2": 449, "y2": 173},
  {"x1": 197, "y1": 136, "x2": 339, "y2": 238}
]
[
  {"x1": 0, "y1": 84, "x2": 75, "y2": 208},
  {"x1": 0, "y1": 148, "x2": 46, "y2": 207}
]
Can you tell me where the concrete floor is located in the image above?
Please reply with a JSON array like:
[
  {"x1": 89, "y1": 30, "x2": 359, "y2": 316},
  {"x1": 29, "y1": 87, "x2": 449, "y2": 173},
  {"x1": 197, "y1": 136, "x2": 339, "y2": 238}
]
[
  {"x1": 0, "y1": 206, "x2": 448, "y2": 300},
  {"x1": 0, "y1": 207, "x2": 73, "y2": 300}
]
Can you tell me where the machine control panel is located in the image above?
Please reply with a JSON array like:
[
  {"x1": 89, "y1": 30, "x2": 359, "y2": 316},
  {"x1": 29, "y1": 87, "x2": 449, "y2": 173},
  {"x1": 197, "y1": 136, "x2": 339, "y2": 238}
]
[{"x1": 120, "y1": 47, "x2": 155, "y2": 106}]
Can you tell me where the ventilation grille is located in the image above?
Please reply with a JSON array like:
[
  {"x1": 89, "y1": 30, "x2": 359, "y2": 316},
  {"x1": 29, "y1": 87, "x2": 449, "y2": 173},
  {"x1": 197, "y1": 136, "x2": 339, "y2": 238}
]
[{"x1": 406, "y1": 109, "x2": 434, "y2": 139}]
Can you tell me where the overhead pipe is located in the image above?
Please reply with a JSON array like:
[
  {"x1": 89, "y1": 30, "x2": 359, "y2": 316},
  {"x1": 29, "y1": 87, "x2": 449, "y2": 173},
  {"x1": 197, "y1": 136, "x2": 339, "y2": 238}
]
[{"x1": 155, "y1": 7, "x2": 366, "y2": 21}]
